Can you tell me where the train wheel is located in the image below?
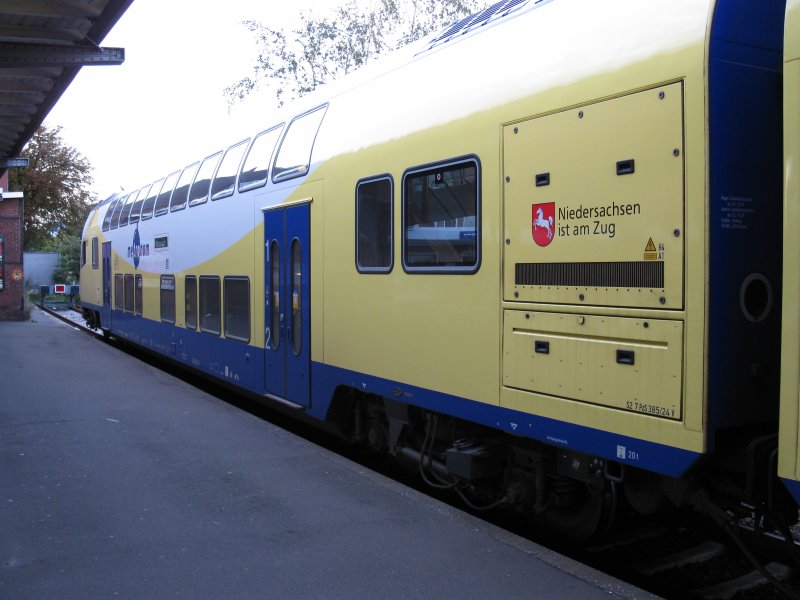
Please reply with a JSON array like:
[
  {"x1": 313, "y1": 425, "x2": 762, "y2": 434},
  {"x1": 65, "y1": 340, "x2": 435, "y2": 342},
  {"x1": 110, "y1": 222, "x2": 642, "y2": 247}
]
[{"x1": 534, "y1": 480, "x2": 618, "y2": 544}]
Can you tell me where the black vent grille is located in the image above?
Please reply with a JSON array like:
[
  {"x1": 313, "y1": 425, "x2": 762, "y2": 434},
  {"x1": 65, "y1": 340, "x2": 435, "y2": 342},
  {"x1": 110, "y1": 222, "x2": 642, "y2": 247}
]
[{"x1": 515, "y1": 261, "x2": 665, "y2": 289}]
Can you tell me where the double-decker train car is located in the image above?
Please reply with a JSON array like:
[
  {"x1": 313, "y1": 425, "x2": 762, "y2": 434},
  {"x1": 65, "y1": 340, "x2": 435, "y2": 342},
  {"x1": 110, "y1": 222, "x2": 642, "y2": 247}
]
[{"x1": 81, "y1": 0, "x2": 795, "y2": 540}]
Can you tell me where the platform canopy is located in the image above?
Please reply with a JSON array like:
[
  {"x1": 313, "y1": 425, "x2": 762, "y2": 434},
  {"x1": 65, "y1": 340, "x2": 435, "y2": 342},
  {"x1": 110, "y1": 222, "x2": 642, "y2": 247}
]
[{"x1": 0, "y1": 0, "x2": 132, "y2": 175}]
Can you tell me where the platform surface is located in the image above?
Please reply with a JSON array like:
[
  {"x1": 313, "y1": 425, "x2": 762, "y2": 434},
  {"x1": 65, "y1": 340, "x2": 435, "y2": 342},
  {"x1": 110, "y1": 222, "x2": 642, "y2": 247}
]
[{"x1": 0, "y1": 310, "x2": 656, "y2": 599}]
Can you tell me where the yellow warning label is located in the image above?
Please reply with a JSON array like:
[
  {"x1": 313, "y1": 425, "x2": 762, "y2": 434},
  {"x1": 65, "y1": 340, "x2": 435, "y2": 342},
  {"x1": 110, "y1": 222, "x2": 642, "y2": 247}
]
[{"x1": 644, "y1": 238, "x2": 657, "y2": 261}]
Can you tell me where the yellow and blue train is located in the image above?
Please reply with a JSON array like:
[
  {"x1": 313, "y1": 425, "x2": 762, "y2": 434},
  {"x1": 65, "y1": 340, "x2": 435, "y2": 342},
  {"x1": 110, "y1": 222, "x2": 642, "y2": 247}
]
[{"x1": 81, "y1": 0, "x2": 800, "y2": 540}]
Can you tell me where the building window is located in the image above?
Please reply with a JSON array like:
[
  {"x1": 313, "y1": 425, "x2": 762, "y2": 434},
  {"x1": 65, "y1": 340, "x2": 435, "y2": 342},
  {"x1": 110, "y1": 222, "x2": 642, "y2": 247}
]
[
  {"x1": 272, "y1": 105, "x2": 327, "y2": 182},
  {"x1": 199, "y1": 276, "x2": 221, "y2": 335},
  {"x1": 224, "y1": 277, "x2": 250, "y2": 342},
  {"x1": 0, "y1": 235, "x2": 5, "y2": 290},
  {"x1": 185, "y1": 275, "x2": 197, "y2": 330},
  {"x1": 135, "y1": 274, "x2": 143, "y2": 316},
  {"x1": 356, "y1": 176, "x2": 393, "y2": 272},
  {"x1": 239, "y1": 125, "x2": 283, "y2": 193},
  {"x1": 160, "y1": 275, "x2": 176, "y2": 323},
  {"x1": 211, "y1": 139, "x2": 249, "y2": 200},
  {"x1": 114, "y1": 274, "x2": 123, "y2": 310},
  {"x1": 92, "y1": 237, "x2": 99, "y2": 269},
  {"x1": 402, "y1": 157, "x2": 480, "y2": 273}
]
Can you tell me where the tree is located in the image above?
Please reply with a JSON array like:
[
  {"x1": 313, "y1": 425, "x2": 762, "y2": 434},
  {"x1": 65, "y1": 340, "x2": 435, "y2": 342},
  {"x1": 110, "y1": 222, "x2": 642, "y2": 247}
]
[
  {"x1": 51, "y1": 234, "x2": 81, "y2": 284},
  {"x1": 8, "y1": 125, "x2": 96, "y2": 250},
  {"x1": 225, "y1": 0, "x2": 487, "y2": 107}
]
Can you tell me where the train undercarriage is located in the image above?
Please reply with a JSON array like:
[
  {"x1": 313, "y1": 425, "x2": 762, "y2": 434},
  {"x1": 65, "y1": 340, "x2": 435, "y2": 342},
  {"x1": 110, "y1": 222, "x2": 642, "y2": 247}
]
[{"x1": 332, "y1": 388, "x2": 797, "y2": 545}]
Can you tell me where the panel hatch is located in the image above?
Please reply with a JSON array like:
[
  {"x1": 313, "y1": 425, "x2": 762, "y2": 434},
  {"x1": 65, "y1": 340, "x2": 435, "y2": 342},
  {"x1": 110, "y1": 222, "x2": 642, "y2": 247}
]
[{"x1": 503, "y1": 83, "x2": 685, "y2": 309}]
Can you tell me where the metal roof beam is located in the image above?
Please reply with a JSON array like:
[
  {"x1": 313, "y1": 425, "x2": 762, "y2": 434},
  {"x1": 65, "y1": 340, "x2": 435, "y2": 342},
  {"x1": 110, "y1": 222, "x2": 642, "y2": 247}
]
[
  {"x1": 0, "y1": 43, "x2": 124, "y2": 68},
  {"x1": 0, "y1": 1, "x2": 104, "y2": 20}
]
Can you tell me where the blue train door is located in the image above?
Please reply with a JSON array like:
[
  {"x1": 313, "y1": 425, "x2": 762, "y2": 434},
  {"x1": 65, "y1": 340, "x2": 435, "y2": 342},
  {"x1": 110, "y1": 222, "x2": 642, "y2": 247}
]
[
  {"x1": 264, "y1": 203, "x2": 311, "y2": 407},
  {"x1": 101, "y1": 241, "x2": 112, "y2": 330}
]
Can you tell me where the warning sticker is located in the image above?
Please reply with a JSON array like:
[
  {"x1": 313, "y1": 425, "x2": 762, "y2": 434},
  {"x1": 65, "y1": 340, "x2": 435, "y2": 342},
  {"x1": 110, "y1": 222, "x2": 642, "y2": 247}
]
[{"x1": 643, "y1": 238, "x2": 657, "y2": 261}]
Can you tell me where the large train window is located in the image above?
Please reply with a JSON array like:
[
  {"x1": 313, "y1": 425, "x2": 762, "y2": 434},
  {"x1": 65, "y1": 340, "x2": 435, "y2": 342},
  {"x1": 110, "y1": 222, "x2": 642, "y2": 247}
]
[
  {"x1": 140, "y1": 178, "x2": 164, "y2": 221},
  {"x1": 124, "y1": 274, "x2": 134, "y2": 313},
  {"x1": 356, "y1": 176, "x2": 393, "y2": 273},
  {"x1": 114, "y1": 274, "x2": 123, "y2": 310},
  {"x1": 129, "y1": 184, "x2": 152, "y2": 225},
  {"x1": 272, "y1": 105, "x2": 327, "y2": 183},
  {"x1": 402, "y1": 156, "x2": 481, "y2": 273},
  {"x1": 170, "y1": 162, "x2": 200, "y2": 212},
  {"x1": 211, "y1": 139, "x2": 249, "y2": 200},
  {"x1": 118, "y1": 189, "x2": 140, "y2": 228},
  {"x1": 239, "y1": 125, "x2": 283, "y2": 192},
  {"x1": 134, "y1": 274, "x2": 143, "y2": 316},
  {"x1": 160, "y1": 275, "x2": 176, "y2": 323},
  {"x1": 185, "y1": 275, "x2": 197, "y2": 330},
  {"x1": 92, "y1": 237, "x2": 98, "y2": 269},
  {"x1": 224, "y1": 277, "x2": 250, "y2": 342},
  {"x1": 154, "y1": 171, "x2": 180, "y2": 217},
  {"x1": 110, "y1": 193, "x2": 129, "y2": 229},
  {"x1": 199, "y1": 276, "x2": 221, "y2": 335},
  {"x1": 189, "y1": 152, "x2": 222, "y2": 207},
  {"x1": 102, "y1": 198, "x2": 118, "y2": 231}
]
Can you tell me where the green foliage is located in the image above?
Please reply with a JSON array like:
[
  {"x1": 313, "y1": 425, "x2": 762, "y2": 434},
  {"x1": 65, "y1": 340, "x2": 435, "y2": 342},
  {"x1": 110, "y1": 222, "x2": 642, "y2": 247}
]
[
  {"x1": 8, "y1": 125, "x2": 96, "y2": 251},
  {"x1": 226, "y1": 0, "x2": 486, "y2": 106},
  {"x1": 51, "y1": 234, "x2": 81, "y2": 284}
]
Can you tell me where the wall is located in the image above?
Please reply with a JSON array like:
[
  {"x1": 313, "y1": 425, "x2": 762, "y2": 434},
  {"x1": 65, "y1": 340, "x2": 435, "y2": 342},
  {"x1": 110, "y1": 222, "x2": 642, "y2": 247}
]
[{"x1": 0, "y1": 171, "x2": 24, "y2": 320}]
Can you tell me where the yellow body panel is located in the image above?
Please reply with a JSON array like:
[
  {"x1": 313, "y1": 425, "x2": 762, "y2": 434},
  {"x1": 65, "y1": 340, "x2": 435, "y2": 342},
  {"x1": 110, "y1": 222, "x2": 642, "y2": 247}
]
[
  {"x1": 780, "y1": 0, "x2": 800, "y2": 482},
  {"x1": 503, "y1": 83, "x2": 685, "y2": 309},
  {"x1": 503, "y1": 310, "x2": 683, "y2": 418}
]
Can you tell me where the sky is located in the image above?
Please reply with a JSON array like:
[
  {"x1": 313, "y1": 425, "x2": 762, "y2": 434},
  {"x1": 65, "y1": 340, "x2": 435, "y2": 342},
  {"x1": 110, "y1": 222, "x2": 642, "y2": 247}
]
[{"x1": 45, "y1": 0, "x2": 349, "y2": 200}]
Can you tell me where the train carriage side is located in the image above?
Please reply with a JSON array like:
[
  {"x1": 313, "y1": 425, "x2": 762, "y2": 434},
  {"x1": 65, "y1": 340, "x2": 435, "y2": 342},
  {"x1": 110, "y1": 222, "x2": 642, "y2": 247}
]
[{"x1": 79, "y1": 0, "x2": 793, "y2": 538}]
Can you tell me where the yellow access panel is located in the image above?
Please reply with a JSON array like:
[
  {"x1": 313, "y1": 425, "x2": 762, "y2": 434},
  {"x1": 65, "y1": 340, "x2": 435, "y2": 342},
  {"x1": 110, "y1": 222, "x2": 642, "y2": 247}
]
[
  {"x1": 503, "y1": 310, "x2": 683, "y2": 418},
  {"x1": 503, "y1": 83, "x2": 685, "y2": 309}
]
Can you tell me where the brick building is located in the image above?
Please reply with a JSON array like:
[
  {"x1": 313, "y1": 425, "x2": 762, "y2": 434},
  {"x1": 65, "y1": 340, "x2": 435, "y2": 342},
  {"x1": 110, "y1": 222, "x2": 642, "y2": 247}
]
[{"x1": 0, "y1": 171, "x2": 24, "y2": 320}]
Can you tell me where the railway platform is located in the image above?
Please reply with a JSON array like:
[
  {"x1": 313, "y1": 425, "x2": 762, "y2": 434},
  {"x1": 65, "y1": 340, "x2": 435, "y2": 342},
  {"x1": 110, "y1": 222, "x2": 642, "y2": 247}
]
[{"x1": 0, "y1": 309, "x2": 655, "y2": 599}]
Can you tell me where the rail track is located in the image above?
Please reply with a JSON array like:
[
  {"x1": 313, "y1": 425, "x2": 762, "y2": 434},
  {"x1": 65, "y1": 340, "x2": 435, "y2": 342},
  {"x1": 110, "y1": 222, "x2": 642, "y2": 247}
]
[{"x1": 41, "y1": 304, "x2": 800, "y2": 599}]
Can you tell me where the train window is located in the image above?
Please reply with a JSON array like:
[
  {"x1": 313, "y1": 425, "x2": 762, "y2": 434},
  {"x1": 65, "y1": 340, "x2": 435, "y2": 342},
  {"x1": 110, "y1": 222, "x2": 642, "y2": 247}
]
[
  {"x1": 160, "y1": 275, "x2": 176, "y2": 323},
  {"x1": 170, "y1": 162, "x2": 200, "y2": 212},
  {"x1": 102, "y1": 198, "x2": 118, "y2": 231},
  {"x1": 81, "y1": 240, "x2": 87, "y2": 267},
  {"x1": 92, "y1": 237, "x2": 98, "y2": 269},
  {"x1": 199, "y1": 276, "x2": 221, "y2": 335},
  {"x1": 124, "y1": 274, "x2": 134, "y2": 313},
  {"x1": 290, "y1": 241, "x2": 302, "y2": 355},
  {"x1": 189, "y1": 152, "x2": 223, "y2": 207},
  {"x1": 239, "y1": 125, "x2": 283, "y2": 192},
  {"x1": 211, "y1": 139, "x2": 249, "y2": 201},
  {"x1": 110, "y1": 194, "x2": 129, "y2": 229},
  {"x1": 129, "y1": 184, "x2": 152, "y2": 225},
  {"x1": 140, "y1": 178, "x2": 164, "y2": 221},
  {"x1": 272, "y1": 105, "x2": 327, "y2": 183},
  {"x1": 402, "y1": 157, "x2": 481, "y2": 273},
  {"x1": 185, "y1": 275, "x2": 197, "y2": 330},
  {"x1": 119, "y1": 189, "x2": 140, "y2": 228},
  {"x1": 114, "y1": 274, "x2": 123, "y2": 310},
  {"x1": 134, "y1": 274, "x2": 143, "y2": 316},
  {"x1": 356, "y1": 176, "x2": 393, "y2": 273},
  {"x1": 154, "y1": 171, "x2": 180, "y2": 217},
  {"x1": 224, "y1": 277, "x2": 250, "y2": 342}
]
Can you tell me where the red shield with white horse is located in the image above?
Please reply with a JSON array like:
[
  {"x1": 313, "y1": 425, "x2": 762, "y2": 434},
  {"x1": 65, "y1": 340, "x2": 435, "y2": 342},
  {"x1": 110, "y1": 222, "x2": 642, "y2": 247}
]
[{"x1": 532, "y1": 202, "x2": 555, "y2": 247}]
